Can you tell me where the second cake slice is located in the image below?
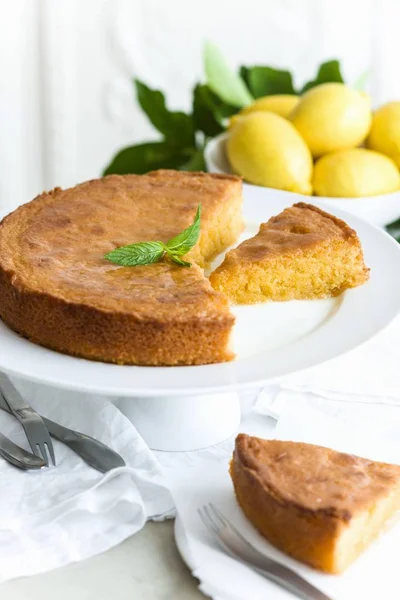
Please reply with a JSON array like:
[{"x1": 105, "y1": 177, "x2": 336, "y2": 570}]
[{"x1": 210, "y1": 202, "x2": 369, "y2": 303}]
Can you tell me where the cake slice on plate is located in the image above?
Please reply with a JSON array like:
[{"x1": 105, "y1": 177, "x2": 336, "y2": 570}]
[
  {"x1": 230, "y1": 434, "x2": 400, "y2": 573},
  {"x1": 210, "y1": 202, "x2": 369, "y2": 303}
]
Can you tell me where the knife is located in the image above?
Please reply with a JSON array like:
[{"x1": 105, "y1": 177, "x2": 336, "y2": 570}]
[
  {"x1": 0, "y1": 431, "x2": 45, "y2": 469},
  {"x1": 0, "y1": 393, "x2": 126, "y2": 472}
]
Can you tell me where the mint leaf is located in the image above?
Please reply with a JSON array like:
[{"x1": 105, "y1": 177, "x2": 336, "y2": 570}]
[
  {"x1": 166, "y1": 204, "x2": 201, "y2": 256},
  {"x1": 204, "y1": 41, "x2": 253, "y2": 108},
  {"x1": 301, "y1": 60, "x2": 344, "y2": 93},
  {"x1": 245, "y1": 66, "x2": 296, "y2": 98},
  {"x1": 104, "y1": 205, "x2": 202, "y2": 268},
  {"x1": 135, "y1": 80, "x2": 195, "y2": 148},
  {"x1": 105, "y1": 241, "x2": 165, "y2": 267},
  {"x1": 102, "y1": 142, "x2": 192, "y2": 175},
  {"x1": 168, "y1": 255, "x2": 192, "y2": 267}
]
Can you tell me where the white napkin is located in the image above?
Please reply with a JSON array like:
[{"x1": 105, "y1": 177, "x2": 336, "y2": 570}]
[
  {"x1": 168, "y1": 399, "x2": 400, "y2": 600},
  {"x1": 256, "y1": 314, "x2": 400, "y2": 420},
  {"x1": 0, "y1": 378, "x2": 174, "y2": 584}
]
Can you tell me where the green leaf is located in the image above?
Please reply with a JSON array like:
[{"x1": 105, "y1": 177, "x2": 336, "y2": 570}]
[
  {"x1": 193, "y1": 84, "x2": 225, "y2": 137},
  {"x1": 386, "y1": 218, "x2": 400, "y2": 243},
  {"x1": 301, "y1": 60, "x2": 344, "y2": 93},
  {"x1": 103, "y1": 142, "x2": 191, "y2": 176},
  {"x1": 204, "y1": 41, "x2": 253, "y2": 108},
  {"x1": 354, "y1": 70, "x2": 370, "y2": 92},
  {"x1": 135, "y1": 80, "x2": 195, "y2": 147},
  {"x1": 168, "y1": 255, "x2": 192, "y2": 267},
  {"x1": 104, "y1": 204, "x2": 202, "y2": 269},
  {"x1": 245, "y1": 66, "x2": 296, "y2": 98},
  {"x1": 192, "y1": 84, "x2": 238, "y2": 138},
  {"x1": 105, "y1": 241, "x2": 165, "y2": 267},
  {"x1": 239, "y1": 66, "x2": 250, "y2": 89},
  {"x1": 180, "y1": 149, "x2": 206, "y2": 172},
  {"x1": 165, "y1": 204, "x2": 201, "y2": 256}
]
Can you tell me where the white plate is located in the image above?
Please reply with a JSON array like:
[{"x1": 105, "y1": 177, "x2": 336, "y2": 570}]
[
  {"x1": 175, "y1": 516, "x2": 197, "y2": 571},
  {"x1": 0, "y1": 189, "x2": 399, "y2": 397},
  {"x1": 205, "y1": 133, "x2": 400, "y2": 228}
]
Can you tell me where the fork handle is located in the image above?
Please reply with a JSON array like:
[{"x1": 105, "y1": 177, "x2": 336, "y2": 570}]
[
  {"x1": 0, "y1": 393, "x2": 125, "y2": 472},
  {"x1": 250, "y1": 562, "x2": 332, "y2": 600}
]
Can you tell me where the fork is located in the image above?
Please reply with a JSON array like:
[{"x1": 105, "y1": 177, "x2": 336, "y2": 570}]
[
  {"x1": 198, "y1": 503, "x2": 333, "y2": 600},
  {"x1": 0, "y1": 373, "x2": 56, "y2": 466}
]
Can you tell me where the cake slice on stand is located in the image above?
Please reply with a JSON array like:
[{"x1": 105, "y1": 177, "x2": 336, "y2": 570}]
[{"x1": 210, "y1": 202, "x2": 369, "y2": 303}]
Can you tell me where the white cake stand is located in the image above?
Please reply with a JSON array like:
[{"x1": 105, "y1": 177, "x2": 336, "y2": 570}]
[
  {"x1": 112, "y1": 392, "x2": 241, "y2": 451},
  {"x1": 1, "y1": 191, "x2": 400, "y2": 451}
]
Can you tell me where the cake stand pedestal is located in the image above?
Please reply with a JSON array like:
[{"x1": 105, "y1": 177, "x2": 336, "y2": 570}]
[{"x1": 112, "y1": 392, "x2": 241, "y2": 451}]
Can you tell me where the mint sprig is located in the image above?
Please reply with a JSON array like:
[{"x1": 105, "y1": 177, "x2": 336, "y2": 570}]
[{"x1": 104, "y1": 205, "x2": 201, "y2": 268}]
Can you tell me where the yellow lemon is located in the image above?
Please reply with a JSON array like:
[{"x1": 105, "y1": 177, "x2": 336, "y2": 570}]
[
  {"x1": 227, "y1": 111, "x2": 313, "y2": 194},
  {"x1": 366, "y1": 102, "x2": 400, "y2": 168},
  {"x1": 313, "y1": 148, "x2": 400, "y2": 197},
  {"x1": 290, "y1": 83, "x2": 372, "y2": 158},
  {"x1": 239, "y1": 94, "x2": 300, "y2": 119}
]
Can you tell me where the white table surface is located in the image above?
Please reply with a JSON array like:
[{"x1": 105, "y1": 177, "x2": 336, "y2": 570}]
[{"x1": 0, "y1": 520, "x2": 203, "y2": 600}]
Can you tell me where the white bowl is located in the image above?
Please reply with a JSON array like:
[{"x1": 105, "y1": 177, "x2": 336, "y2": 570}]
[{"x1": 204, "y1": 133, "x2": 400, "y2": 228}]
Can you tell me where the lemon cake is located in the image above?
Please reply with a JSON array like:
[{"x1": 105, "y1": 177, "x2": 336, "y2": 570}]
[
  {"x1": 230, "y1": 434, "x2": 400, "y2": 573},
  {"x1": 210, "y1": 202, "x2": 369, "y2": 303},
  {"x1": 0, "y1": 170, "x2": 243, "y2": 365}
]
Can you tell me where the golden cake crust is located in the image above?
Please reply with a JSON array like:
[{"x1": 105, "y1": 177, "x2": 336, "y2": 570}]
[
  {"x1": 233, "y1": 434, "x2": 400, "y2": 520},
  {"x1": 230, "y1": 434, "x2": 400, "y2": 573},
  {"x1": 0, "y1": 171, "x2": 243, "y2": 365},
  {"x1": 215, "y1": 202, "x2": 359, "y2": 267}
]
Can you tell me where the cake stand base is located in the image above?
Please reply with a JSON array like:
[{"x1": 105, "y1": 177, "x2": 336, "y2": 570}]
[{"x1": 112, "y1": 392, "x2": 241, "y2": 451}]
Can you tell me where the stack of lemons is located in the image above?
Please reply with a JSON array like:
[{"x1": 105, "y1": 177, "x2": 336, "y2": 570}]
[{"x1": 227, "y1": 83, "x2": 400, "y2": 197}]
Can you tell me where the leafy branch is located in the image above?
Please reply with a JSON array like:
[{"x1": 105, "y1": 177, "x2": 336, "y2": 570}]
[{"x1": 103, "y1": 43, "x2": 346, "y2": 177}]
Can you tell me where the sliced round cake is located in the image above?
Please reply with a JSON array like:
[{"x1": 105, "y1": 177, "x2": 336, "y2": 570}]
[{"x1": 0, "y1": 171, "x2": 243, "y2": 365}]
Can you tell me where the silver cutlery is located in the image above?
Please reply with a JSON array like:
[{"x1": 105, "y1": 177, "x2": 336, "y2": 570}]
[
  {"x1": 0, "y1": 373, "x2": 56, "y2": 466},
  {"x1": 198, "y1": 503, "x2": 333, "y2": 600},
  {"x1": 0, "y1": 430, "x2": 46, "y2": 470},
  {"x1": 0, "y1": 393, "x2": 126, "y2": 472}
]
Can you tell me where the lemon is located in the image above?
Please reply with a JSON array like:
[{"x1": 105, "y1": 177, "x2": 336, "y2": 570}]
[
  {"x1": 367, "y1": 102, "x2": 400, "y2": 168},
  {"x1": 290, "y1": 83, "x2": 372, "y2": 158},
  {"x1": 239, "y1": 94, "x2": 300, "y2": 119},
  {"x1": 227, "y1": 111, "x2": 313, "y2": 194},
  {"x1": 313, "y1": 148, "x2": 400, "y2": 197}
]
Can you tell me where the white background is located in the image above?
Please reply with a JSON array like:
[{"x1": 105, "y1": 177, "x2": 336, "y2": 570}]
[{"x1": 1, "y1": 0, "x2": 400, "y2": 211}]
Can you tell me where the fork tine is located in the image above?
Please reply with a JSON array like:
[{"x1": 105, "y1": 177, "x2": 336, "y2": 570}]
[
  {"x1": 46, "y1": 439, "x2": 56, "y2": 466},
  {"x1": 211, "y1": 503, "x2": 255, "y2": 547},
  {"x1": 37, "y1": 443, "x2": 49, "y2": 467},
  {"x1": 204, "y1": 504, "x2": 223, "y2": 533},
  {"x1": 35, "y1": 427, "x2": 56, "y2": 466},
  {"x1": 198, "y1": 507, "x2": 219, "y2": 536},
  {"x1": 208, "y1": 503, "x2": 228, "y2": 528}
]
